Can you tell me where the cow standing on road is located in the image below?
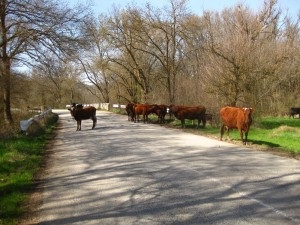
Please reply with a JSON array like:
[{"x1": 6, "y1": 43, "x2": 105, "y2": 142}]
[
  {"x1": 68, "y1": 103, "x2": 97, "y2": 131},
  {"x1": 220, "y1": 106, "x2": 254, "y2": 145}
]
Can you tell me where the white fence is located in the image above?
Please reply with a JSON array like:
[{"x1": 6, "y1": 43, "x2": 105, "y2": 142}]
[
  {"x1": 112, "y1": 104, "x2": 126, "y2": 109},
  {"x1": 65, "y1": 103, "x2": 125, "y2": 111}
]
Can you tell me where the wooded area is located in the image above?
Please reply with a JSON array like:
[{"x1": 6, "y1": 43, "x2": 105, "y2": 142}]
[{"x1": 0, "y1": 0, "x2": 299, "y2": 126}]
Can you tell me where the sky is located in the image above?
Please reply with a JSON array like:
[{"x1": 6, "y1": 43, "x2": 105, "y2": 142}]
[{"x1": 70, "y1": 0, "x2": 299, "y2": 19}]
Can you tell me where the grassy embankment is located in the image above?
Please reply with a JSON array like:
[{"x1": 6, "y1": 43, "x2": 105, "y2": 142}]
[
  {"x1": 0, "y1": 112, "x2": 58, "y2": 225},
  {"x1": 166, "y1": 116, "x2": 300, "y2": 157}
]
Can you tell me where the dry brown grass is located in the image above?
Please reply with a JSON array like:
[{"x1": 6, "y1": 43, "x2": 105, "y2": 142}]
[{"x1": 0, "y1": 110, "x2": 39, "y2": 139}]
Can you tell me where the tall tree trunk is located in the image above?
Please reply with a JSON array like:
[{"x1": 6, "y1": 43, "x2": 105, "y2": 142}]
[
  {"x1": 0, "y1": 1, "x2": 13, "y2": 124},
  {"x1": 0, "y1": 75, "x2": 4, "y2": 121},
  {"x1": 2, "y1": 57, "x2": 13, "y2": 124}
]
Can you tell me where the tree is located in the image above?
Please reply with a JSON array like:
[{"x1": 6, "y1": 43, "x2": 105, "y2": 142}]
[
  {"x1": 31, "y1": 53, "x2": 83, "y2": 108},
  {"x1": 106, "y1": 7, "x2": 158, "y2": 103},
  {"x1": 79, "y1": 15, "x2": 113, "y2": 103},
  {"x1": 202, "y1": 0, "x2": 282, "y2": 108},
  {"x1": 0, "y1": 0, "x2": 89, "y2": 124},
  {"x1": 138, "y1": 0, "x2": 190, "y2": 104}
]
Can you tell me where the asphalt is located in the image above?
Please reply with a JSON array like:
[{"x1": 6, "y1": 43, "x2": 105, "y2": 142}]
[{"x1": 32, "y1": 110, "x2": 300, "y2": 225}]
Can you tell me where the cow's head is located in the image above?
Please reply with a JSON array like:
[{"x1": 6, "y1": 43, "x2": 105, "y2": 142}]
[{"x1": 243, "y1": 107, "x2": 254, "y2": 124}]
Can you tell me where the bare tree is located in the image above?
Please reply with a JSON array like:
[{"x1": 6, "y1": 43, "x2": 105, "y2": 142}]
[
  {"x1": 137, "y1": 0, "x2": 190, "y2": 104},
  {"x1": 31, "y1": 53, "x2": 83, "y2": 108},
  {"x1": 201, "y1": 0, "x2": 283, "y2": 109},
  {"x1": 105, "y1": 7, "x2": 159, "y2": 103},
  {"x1": 0, "y1": 0, "x2": 90, "y2": 124}
]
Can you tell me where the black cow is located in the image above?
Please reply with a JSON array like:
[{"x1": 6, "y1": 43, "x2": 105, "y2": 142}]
[
  {"x1": 68, "y1": 103, "x2": 97, "y2": 131},
  {"x1": 289, "y1": 107, "x2": 300, "y2": 118}
]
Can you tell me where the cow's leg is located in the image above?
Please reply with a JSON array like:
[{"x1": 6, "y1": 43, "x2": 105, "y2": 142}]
[
  {"x1": 244, "y1": 131, "x2": 248, "y2": 145},
  {"x1": 226, "y1": 126, "x2": 230, "y2": 140},
  {"x1": 77, "y1": 120, "x2": 81, "y2": 131},
  {"x1": 220, "y1": 125, "x2": 224, "y2": 140},
  {"x1": 134, "y1": 113, "x2": 138, "y2": 123},
  {"x1": 181, "y1": 119, "x2": 185, "y2": 128},
  {"x1": 158, "y1": 114, "x2": 162, "y2": 123},
  {"x1": 196, "y1": 119, "x2": 200, "y2": 129},
  {"x1": 202, "y1": 116, "x2": 206, "y2": 128},
  {"x1": 239, "y1": 129, "x2": 245, "y2": 144},
  {"x1": 221, "y1": 125, "x2": 230, "y2": 140},
  {"x1": 92, "y1": 116, "x2": 97, "y2": 129},
  {"x1": 161, "y1": 114, "x2": 165, "y2": 123}
]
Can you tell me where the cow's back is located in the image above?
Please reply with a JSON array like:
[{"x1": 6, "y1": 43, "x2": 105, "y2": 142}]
[{"x1": 175, "y1": 106, "x2": 206, "y2": 120}]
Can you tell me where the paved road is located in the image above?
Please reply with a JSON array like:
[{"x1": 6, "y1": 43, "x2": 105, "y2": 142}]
[{"x1": 35, "y1": 110, "x2": 300, "y2": 225}]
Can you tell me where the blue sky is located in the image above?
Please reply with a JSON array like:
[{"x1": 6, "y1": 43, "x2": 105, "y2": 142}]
[{"x1": 71, "y1": 0, "x2": 299, "y2": 19}]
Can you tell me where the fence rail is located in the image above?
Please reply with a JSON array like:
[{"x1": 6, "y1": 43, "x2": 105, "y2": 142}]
[
  {"x1": 65, "y1": 103, "x2": 125, "y2": 111},
  {"x1": 20, "y1": 108, "x2": 52, "y2": 134}
]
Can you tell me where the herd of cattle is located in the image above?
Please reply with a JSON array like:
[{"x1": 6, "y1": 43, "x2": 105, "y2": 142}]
[
  {"x1": 68, "y1": 103, "x2": 255, "y2": 145},
  {"x1": 66, "y1": 104, "x2": 300, "y2": 144}
]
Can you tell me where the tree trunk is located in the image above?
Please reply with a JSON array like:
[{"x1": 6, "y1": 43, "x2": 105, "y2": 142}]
[
  {"x1": 2, "y1": 57, "x2": 13, "y2": 124},
  {"x1": 0, "y1": 73, "x2": 4, "y2": 120}
]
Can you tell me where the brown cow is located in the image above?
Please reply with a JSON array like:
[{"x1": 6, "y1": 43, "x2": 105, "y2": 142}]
[
  {"x1": 125, "y1": 102, "x2": 135, "y2": 121},
  {"x1": 68, "y1": 103, "x2": 97, "y2": 131},
  {"x1": 152, "y1": 104, "x2": 168, "y2": 123},
  {"x1": 220, "y1": 106, "x2": 254, "y2": 145},
  {"x1": 170, "y1": 105, "x2": 206, "y2": 128},
  {"x1": 134, "y1": 104, "x2": 159, "y2": 123}
]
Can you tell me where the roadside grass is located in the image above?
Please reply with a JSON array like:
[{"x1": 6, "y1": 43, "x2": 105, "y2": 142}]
[
  {"x1": 0, "y1": 112, "x2": 58, "y2": 225},
  {"x1": 148, "y1": 115, "x2": 300, "y2": 157}
]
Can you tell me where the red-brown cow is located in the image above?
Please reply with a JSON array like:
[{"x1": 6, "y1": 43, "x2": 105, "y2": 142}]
[
  {"x1": 170, "y1": 105, "x2": 206, "y2": 128},
  {"x1": 125, "y1": 102, "x2": 135, "y2": 121},
  {"x1": 68, "y1": 104, "x2": 97, "y2": 131},
  {"x1": 220, "y1": 106, "x2": 254, "y2": 145},
  {"x1": 134, "y1": 104, "x2": 159, "y2": 123}
]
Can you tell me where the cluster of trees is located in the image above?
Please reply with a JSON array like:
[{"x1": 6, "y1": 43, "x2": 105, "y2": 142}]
[{"x1": 1, "y1": 0, "x2": 299, "y2": 125}]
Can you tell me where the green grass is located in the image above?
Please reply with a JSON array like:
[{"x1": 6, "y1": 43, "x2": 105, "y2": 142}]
[
  {"x1": 0, "y1": 113, "x2": 58, "y2": 225},
  {"x1": 150, "y1": 116, "x2": 300, "y2": 156}
]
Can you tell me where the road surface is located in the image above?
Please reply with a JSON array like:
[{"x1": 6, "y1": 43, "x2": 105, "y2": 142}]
[{"x1": 34, "y1": 110, "x2": 300, "y2": 225}]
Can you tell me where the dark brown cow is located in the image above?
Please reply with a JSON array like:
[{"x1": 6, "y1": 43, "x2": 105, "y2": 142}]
[
  {"x1": 68, "y1": 104, "x2": 97, "y2": 131},
  {"x1": 125, "y1": 102, "x2": 135, "y2": 121},
  {"x1": 220, "y1": 106, "x2": 254, "y2": 145},
  {"x1": 170, "y1": 105, "x2": 206, "y2": 128},
  {"x1": 134, "y1": 104, "x2": 159, "y2": 123},
  {"x1": 152, "y1": 104, "x2": 168, "y2": 123},
  {"x1": 204, "y1": 113, "x2": 216, "y2": 127},
  {"x1": 289, "y1": 107, "x2": 300, "y2": 118}
]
